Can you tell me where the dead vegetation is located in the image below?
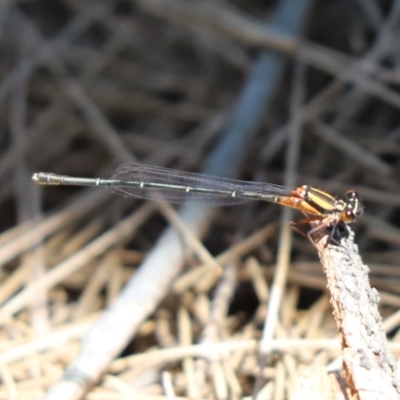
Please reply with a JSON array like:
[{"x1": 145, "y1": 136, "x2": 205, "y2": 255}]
[{"x1": 1, "y1": 0, "x2": 400, "y2": 399}]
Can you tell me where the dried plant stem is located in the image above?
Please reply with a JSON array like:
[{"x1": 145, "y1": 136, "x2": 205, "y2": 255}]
[{"x1": 316, "y1": 231, "x2": 400, "y2": 399}]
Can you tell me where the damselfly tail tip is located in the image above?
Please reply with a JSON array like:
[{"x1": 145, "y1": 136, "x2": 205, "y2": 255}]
[{"x1": 32, "y1": 172, "x2": 49, "y2": 185}]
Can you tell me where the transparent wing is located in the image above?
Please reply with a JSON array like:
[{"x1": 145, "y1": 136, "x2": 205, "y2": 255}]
[{"x1": 110, "y1": 163, "x2": 295, "y2": 206}]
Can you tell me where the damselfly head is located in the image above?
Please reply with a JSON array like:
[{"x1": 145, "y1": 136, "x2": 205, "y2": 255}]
[{"x1": 342, "y1": 190, "x2": 363, "y2": 222}]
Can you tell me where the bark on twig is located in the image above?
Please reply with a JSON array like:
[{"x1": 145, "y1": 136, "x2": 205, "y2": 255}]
[{"x1": 316, "y1": 229, "x2": 400, "y2": 399}]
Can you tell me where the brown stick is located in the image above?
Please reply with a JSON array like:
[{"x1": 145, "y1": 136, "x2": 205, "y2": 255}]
[{"x1": 315, "y1": 227, "x2": 400, "y2": 399}]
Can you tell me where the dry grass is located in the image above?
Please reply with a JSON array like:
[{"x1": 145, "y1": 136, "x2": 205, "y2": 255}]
[{"x1": 1, "y1": 0, "x2": 400, "y2": 399}]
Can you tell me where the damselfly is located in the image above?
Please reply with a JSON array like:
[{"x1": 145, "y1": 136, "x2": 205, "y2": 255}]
[{"x1": 32, "y1": 163, "x2": 363, "y2": 244}]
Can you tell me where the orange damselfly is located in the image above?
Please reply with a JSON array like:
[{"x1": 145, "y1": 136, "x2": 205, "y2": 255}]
[{"x1": 32, "y1": 163, "x2": 363, "y2": 244}]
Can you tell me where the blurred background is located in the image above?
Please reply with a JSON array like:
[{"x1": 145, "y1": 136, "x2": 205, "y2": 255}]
[{"x1": 1, "y1": 0, "x2": 400, "y2": 398}]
